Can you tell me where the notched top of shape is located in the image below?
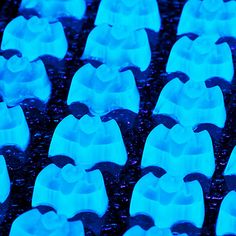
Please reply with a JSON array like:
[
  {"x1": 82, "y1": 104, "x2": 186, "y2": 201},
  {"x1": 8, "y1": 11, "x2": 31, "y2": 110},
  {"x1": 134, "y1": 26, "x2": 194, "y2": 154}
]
[
  {"x1": 0, "y1": 156, "x2": 10, "y2": 203},
  {"x1": 153, "y1": 78, "x2": 226, "y2": 128},
  {"x1": 1, "y1": 16, "x2": 68, "y2": 61},
  {"x1": 82, "y1": 24, "x2": 151, "y2": 71},
  {"x1": 32, "y1": 163, "x2": 108, "y2": 218},
  {"x1": 10, "y1": 209, "x2": 85, "y2": 236},
  {"x1": 67, "y1": 63, "x2": 140, "y2": 115}
]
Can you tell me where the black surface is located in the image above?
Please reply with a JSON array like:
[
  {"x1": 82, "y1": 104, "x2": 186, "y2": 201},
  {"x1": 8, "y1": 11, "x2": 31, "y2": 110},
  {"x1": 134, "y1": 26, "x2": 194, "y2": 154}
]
[{"x1": 0, "y1": 0, "x2": 236, "y2": 235}]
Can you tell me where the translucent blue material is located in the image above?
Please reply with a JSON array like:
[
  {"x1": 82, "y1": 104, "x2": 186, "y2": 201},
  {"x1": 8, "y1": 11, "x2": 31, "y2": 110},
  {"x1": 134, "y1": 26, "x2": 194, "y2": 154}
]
[
  {"x1": 0, "y1": 103, "x2": 30, "y2": 151},
  {"x1": 67, "y1": 63, "x2": 140, "y2": 115},
  {"x1": 166, "y1": 36, "x2": 234, "y2": 83},
  {"x1": 142, "y1": 124, "x2": 215, "y2": 178},
  {"x1": 10, "y1": 209, "x2": 85, "y2": 236},
  {"x1": 178, "y1": 0, "x2": 236, "y2": 37},
  {"x1": 224, "y1": 146, "x2": 236, "y2": 176},
  {"x1": 20, "y1": 0, "x2": 86, "y2": 21},
  {"x1": 130, "y1": 173, "x2": 205, "y2": 228},
  {"x1": 0, "y1": 156, "x2": 10, "y2": 203},
  {"x1": 153, "y1": 79, "x2": 226, "y2": 128},
  {"x1": 82, "y1": 24, "x2": 151, "y2": 71},
  {"x1": 1, "y1": 16, "x2": 68, "y2": 61},
  {"x1": 0, "y1": 55, "x2": 51, "y2": 106},
  {"x1": 49, "y1": 114, "x2": 127, "y2": 168},
  {"x1": 95, "y1": 0, "x2": 161, "y2": 32},
  {"x1": 216, "y1": 191, "x2": 236, "y2": 235},
  {"x1": 124, "y1": 226, "x2": 188, "y2": 236},
  {"x1": 32, "y1": 164, "x2": 108, "y2": 218}
]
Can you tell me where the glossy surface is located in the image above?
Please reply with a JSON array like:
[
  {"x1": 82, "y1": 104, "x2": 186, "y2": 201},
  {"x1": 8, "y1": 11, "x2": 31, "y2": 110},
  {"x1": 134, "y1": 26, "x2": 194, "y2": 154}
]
[{"x1": 0, "y1": 156, "x2": 10, "y2": 203}]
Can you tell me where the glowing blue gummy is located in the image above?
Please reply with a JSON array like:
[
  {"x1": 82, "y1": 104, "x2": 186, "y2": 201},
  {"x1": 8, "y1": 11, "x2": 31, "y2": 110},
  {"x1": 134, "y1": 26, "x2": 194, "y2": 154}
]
[
  {"x1": 1, "y1": 16, "x2": 68, "y2": 61},
  {"x1": 124, "y1": 225, "x2": 188, "y2": 236},
  {"x1": 82, "y1": 24, "x2": 151, "y2": 71},
  {"x1": 0, "y1": 156, "x2": 10, "y2": 203},
  {"x1": 178, "y1": 0, "x2": 236, "y2": 37},
  {"x1": 95, "y1": 0, "x2": 161, "y2": 32},
  {"x1": 49, "y1": 114, "x2": 127, "y2": 169},
  {"x1": 216, "y1": 191, "x2": 236, "y2": 235},
  {"x1": 0, "y1": 103, "x2": 30, "y2": 151},
  {"x1": 153, "y1": 79, "x2": 226, "y2": 128},
  {"x1": 142, "y1": 124, "x2": 215, "y2": 178},
  {"x1": 32, "y1": 163, "x2": 108, "y2": 218},
  {"x1": 130, "y1": 173, "x2": 205, "y2": 228},
  {"x1": 20, "y1": 0, "x2": 86, "y2": 21},
  {"x1": 10, "y1": 209, "x2": 85, "y2": 236},
  {"x1": 224, "y1": 146, "x2": 236, "y2": 177},
  {"x1": 67, "y1": 63, "x2": 140, "y2": 115},
  {"x1": 166, "y1": 36, "x2": 234, "y2": 83},
  {"x1": 0, "y1": 55, "x2": 51, "y2": 106}
]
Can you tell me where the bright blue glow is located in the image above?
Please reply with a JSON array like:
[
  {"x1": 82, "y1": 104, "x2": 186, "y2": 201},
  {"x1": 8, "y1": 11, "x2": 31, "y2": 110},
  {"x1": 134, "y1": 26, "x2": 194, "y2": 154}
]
[
  {"x1": 130, "y1": 173, "x2": 205, "y2": 228},
  {"x1": 49, "y1": 114, "x2": 127, "y2": 168},
  {"x1": 67, "y1": 63, "x2": 140, "y2": 115},
  {"x1": 166, "y1": 36, "x2": 234, "y2": 83},
  {"x1": 216, "y1": 191, "x2": 236, "y2": 235},
  {"x1": 1, "y1": 16, "x2": 68, "y2": 61},
  {"x1": 0, "y1": 156, "x2": 10, "y2": 203},
  {"x1": 82, "y1": 24, "x2": 151, "y2": 71},
  {"x1": 0, "y1": 55, "x2": 51, "y2": 106},
  {"x1": 95, "y1": 0, "x2": 161, "y2": 32},
  {"x1": 32, "y1": 163, "x2": 108, "y2": 218},
  {"x1": 20, "y1": 0, "x2": 86, "y2": 21},
  {"x1": 224, "y1": 146, "x2": 236, "y2": 176},
  {"x1": 142, "y1": 124, "x2": 215, "y2": 178},
  {"x1": 178, "y1": 0, "x2": 236, "y2": 37},
  {"x1": 153, "y1": 79, "x2": 226, "y2": 128},
  {"x1": 10, "y1": 209, "x2": 85, "y2": 236},
  {"x1": 0, "y1": 103, "x2": 30, "y2": 151}
]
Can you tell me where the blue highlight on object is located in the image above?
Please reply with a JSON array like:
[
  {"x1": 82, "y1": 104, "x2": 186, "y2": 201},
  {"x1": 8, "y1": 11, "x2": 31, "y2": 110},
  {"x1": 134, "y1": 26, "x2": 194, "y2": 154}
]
[
  {"x1": 20, "y1": 0, "x2": 86, "y2": 21},
  {"x1": 32, "y1": 163, "x2": 108, "y2": 218},
  {"x1": 178, "y1": 0, "x2": 236, "y2": 37},
  {"x1": 216, "y1": 191, "x2": 236, "y2": 235},
  {"x1": 130, "y1": 173, "x2": 205, "y2": 228},
  {"x1": 142, "y1": 124, "x2": 215, "y2": 178},
  {"x1": 95, "y1": 0, "x2": 161, "y2": 32},
  {"x1": 49, "y1": 114, "x2": 127, "y2": 169},
  {"x1": 82, "y1": 24, "x2": 151, "y2": 71},
  {"x1": 10, "y1": 209, "x2": 85, "y2": 236},
  {"x1": 0, "y1": 103, "x2": 30, "y2": 151},
  {"x1": 0, "y1": 156, "x2": 10, "y2": 203},
  {"x1": 0, "y1": 55, "x2": 51, "y2": 106},
  {"x1": 67, "y1": 63, "x2": 140, "y2": 115},
  {"x1": 224, "y1": 146, "x2": 236, "y2": 177},
  {"x1": 166, "y1": 36, "x2": 234, "y2": 83},
  {"x1": 153, "y1": 79, "x2": 226, "y2": 128},
  {"x1": 1, "y1": 16, "x2": 68, "y2": 61}
]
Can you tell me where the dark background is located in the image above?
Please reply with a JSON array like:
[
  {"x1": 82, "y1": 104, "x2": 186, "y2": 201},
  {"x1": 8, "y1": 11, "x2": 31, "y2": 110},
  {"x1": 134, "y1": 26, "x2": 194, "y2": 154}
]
[{"x1": 0, "y1": 0, "x2": 235, "y2": 235}]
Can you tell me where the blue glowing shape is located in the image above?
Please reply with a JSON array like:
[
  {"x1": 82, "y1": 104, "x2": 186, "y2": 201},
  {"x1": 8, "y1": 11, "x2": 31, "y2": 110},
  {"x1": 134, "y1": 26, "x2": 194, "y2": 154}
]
[
  {"x1": 124, "y1": 225, "x2": 188, "y2": 236},
  {"x1": 67, "y1": 63, "x2": 140, "y2": 115},
  {"x1": 32, "y1": 163, "x2": 108, "y2": 218},
  {"x1": 130, "y1": 173, "x2": 205, "y2": 228},
  {"x1": 166, "y1": 36, "x2": 234, "y2": 83},
  {"x1": 82, "y1": 24, "x2": 151, "y2": 71},
  {"x1": 0, "y1": 156, "x2": 10, "y2": 203},
  {"x1": 153, "y1": 79, "x2": 226, "y2": 128},
  {"x1": 178, "y1": 0, "x2": 236, "y2": 37},
  {"x1": 95, "y1": 0, "x2": 161, "y2": 32},
  {"x1": 20, "y1": 0, "x2": 86, "y2": 21},
  {"x1": 49, "y1": 114, "x2": 127, "y2": 168},
  {"x1": 1, "y1": 16, "x2": 68, "y2": 61},
  {"x1": 0, "y1": 55, "x2": 51, "y2": 106},
  {"x1": 142, "y1": 124, "x2": 215, "y2": 178},
  {"x1": 224, "y1": 146, "x2": 236, "y2": 177},
  {"x1": 0, "y1": 103, "x2": 30, "y2": 151},
  {"x1": 10, "y1": 209, "x2": 85, "y2": 236},
  {"x1": 216, "y1": 191, "x2": 236, "y2": 235}
]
